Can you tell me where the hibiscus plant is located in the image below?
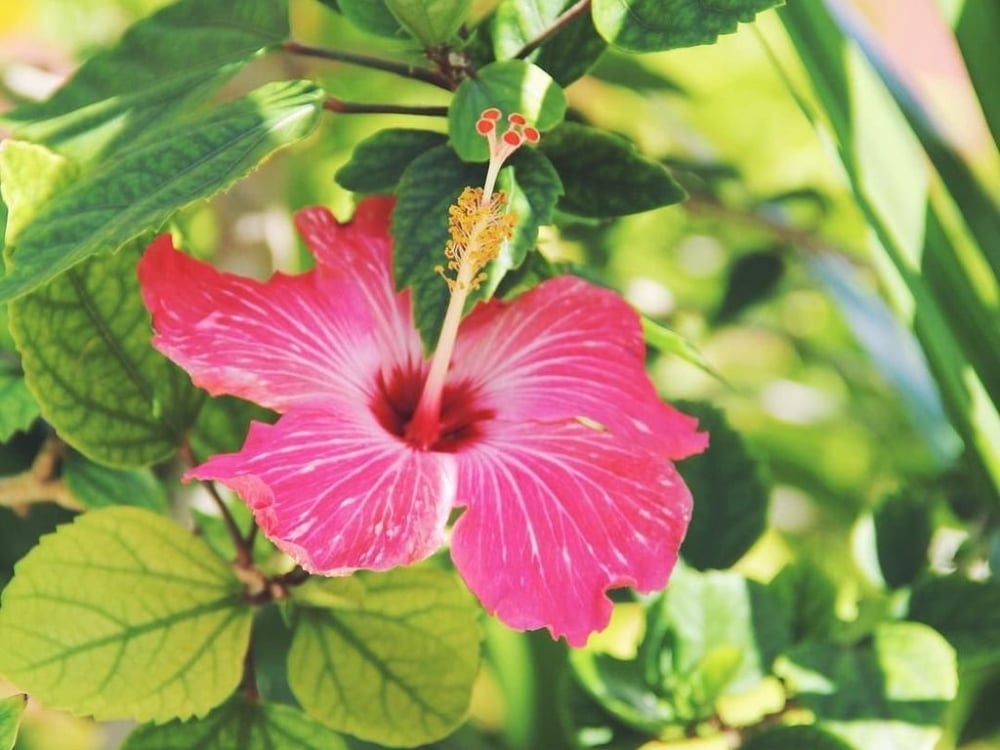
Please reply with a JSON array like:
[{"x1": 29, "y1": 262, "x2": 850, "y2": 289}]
[{"x1": 0, "y1": 1, "x2": 998, "y2": 749}]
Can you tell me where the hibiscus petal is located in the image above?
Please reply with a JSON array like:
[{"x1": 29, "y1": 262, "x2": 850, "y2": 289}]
[
  {"x1": 295, "y1": 199, "x2": 422, "y2": 371},
  {"x1": 451, "y1": 276, "x2": 707, "y2": 460},
  {"x1": 450, "y1": 418, "x2": 692, "y2": 646},
  {"x1": 139, "y1": 235, "x2": 385, "y2": 411},
  {"x1": 190, "y1": 404, "x2": 457, "y2": 575}
]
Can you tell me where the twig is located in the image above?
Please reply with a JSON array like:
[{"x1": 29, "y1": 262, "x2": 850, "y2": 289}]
[
  {"x1": 514, "y1": 0, "x2": 592, "y2": 60},
  {"x1": 0, "y1": 436, "x2": 81, "y2": 512},
  {"x1": 323, "y1": 97, "x2": 448, "y2": 117},
  {"x1": 241, "y1": 632, "x2": 259, "y2": 702},
  {"x1": 179, "y1": 437, "x2": 254, "y2": 568},
  {"x1": 284, "y1": 40, "x2": 452, "y2": 90}
]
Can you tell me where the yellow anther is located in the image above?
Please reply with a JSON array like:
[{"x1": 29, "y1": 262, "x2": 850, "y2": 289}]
[{"x1": 437, "y1": 186, "x2": 516, "y2": 292}]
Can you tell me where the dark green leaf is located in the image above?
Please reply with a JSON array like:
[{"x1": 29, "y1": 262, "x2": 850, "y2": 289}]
[
  {"x1": 0, "y1": 0, "x2": 291, "y2": 162},
  {"x1": 62, "y1": 451, "x2": 168, "y2": 513},
  {"x1": 770, "y1": 562, "x2": 838, "y2": 643},
  {"x1": 591, "y1": 0, "x2": 781, "y2": 52},
  {"x1": 449, "y1": 60, "x2": 566, "y2": 162},
  {"x1": 713, "y1": 249, "x2": 785, "y2": 324},
  {"x1": 0, "y1": 80, "x2": 324, "y2": 302},
  {"x1": 539, "y1": 122, "x2": 685, "y2": 217},
  {"x1": 393, "y1": 144, "x2": 560, "y2": 347},
  {"x1": 589, "y1": 53, "x2": 686, "y2": 93},
  {"x1": 776, "y1": 622, "x2": 957, "y2": 750},
  {"x1": 287, "y1": 567, "x2": 481, "y2": 746},
  {"x1": 0, "y1": 694, "x2": 26, "y2": 750},
  {"x1": 873, "y1": 490, "x2": 932, "y2": 589},
  {"x1": 0, "y1": 507, "x2": 253, "y2": 722},
  {"x1": 335, "y1": 128, "x2": 448, "y2": 194},
  {"x1": 676, "y1": 402, "x2": 769, "y2": 570},
  {"x1": 956, "y1": 0, "x2": 1000, "y2": 145},
  {"x1": 492, "y1": 0, "x2": 607, "y2": 86},
  {"x1": 189, "y1": 395, "x2": 277, "y2": 460},
  {"x1": 908, "y1": 576, "x2": 1000, "y2": 669},
  {"x1": 9, "y1": 241, "x2": 203, "y2": 467},
  {"x1": 741, "y1": 725, "x2": 854, "y2": 750},
  {"x1": 386, "y1": 0, "x2": 472, "y2": 45},
  {"x1": 121, "y1": 696, "x2": 346, "y2": 750},
  {"x1": 338, "y1": 0, "x2": 408, "y2": 38},
  {"x1": 569, "y1": 650, "x2": 676, "y2": 733}
]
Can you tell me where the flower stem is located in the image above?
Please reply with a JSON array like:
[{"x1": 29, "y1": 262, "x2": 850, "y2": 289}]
[
  {"x1": 284, "y1": 40, "x2": 453, "y2": 90},
  {"x1": 0, "y1": 437, "x2": 81, "y2": 512},
  {"x1": 322, "y1": 97, "x2": 448, "y2": 117},
  {"x1": 514, "y1": 0, "x2": 592, "y2": 59}
]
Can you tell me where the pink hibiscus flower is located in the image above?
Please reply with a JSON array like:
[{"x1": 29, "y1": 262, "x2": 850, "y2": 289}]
[{"x1": 139, "y1": 111, "x2": 707, "y2": 645}]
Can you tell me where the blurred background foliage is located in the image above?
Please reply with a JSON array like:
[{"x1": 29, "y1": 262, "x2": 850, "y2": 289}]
[{"x1": 1, "y1": 0, "x2": 997, "y2": 748}]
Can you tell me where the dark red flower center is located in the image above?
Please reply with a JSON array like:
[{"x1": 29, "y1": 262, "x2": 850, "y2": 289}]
[{"x1": 371, "y1": 365, "x2": 494, "y2": 452}]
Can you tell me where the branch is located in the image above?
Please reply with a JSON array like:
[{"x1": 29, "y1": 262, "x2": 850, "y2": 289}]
[
  {"x1": 514, "y1": 0, "x2": 592, "y2": 60},
  {"x1": 323, "y1": 97, "x2": 449, "y2": 117},
  {"x1": 284, "y1": 40, "x2": 453, "y2": 90},
  {"x1": 0, "y1": 437, "x2": 82, "y2": 512}
]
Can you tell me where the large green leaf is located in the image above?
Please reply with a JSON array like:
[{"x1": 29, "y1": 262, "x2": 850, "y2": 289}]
[
  {"x1": 287, "y1": 567, "x2": 481, "y2": 747},
  {"x1": 769, "y1": 561, "x2": 838, "y2": 643},
  {"x1": 189, "y1": 395, "x2": 276, "y2": 461},
  {"x1": 591, "y1": 0, "x2": 781, "y2": 52},
  {"x1": 0, "y1": 507, "x2": 253, "y2": 722},
  {"x1": 776, "y1": 622, "x2": 957, "y2": 750},
  {"x1": 121, "y1": 697, "x2": 347, "y2": 750},
  {"x1": 335, "y1": 128, "x2": 448, "y2": 194},
  {"x1": 9, "y1": 241, "x2": 203, "y2": 467},
  {"x1": 338, "y1": 0, "x2": 408, "y2": 38},
  {"x1": 539, "y1": 121, "x2": 685, "y2": 217},
  {"x1": 448, "y1": 60, "x2": 566, "y2": 162},
  {"x1": 0, "y1": 0, "x2": 290, "y2": 162},
  {"x1": 0, "y1": 79, "x2": 324, "y2": 303},
  {"x1": 675, "y1": 402, "x2": 769, "y2": 571},
  {"x1": 0, "y1": 694, "x2": 26, "y2": 750},
  {"x1": 492, "y1": 0, "x2": 608, "y2": 86}
]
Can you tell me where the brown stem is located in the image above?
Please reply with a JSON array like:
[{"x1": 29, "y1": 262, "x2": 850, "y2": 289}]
[
  {"x1": 241, "y1": 632, "x2": 259, "y2": 702},
  {"x1": 179, "y1": 437, "x2": 253, "y2": 568},
  {"x1": 322, "y1": 97, "x2": 449, "y2": 117},
  {"x1": 0, "y1": 437, "x2": 81, "y2": 512},
  {"x1": 514, "y1": 0, "x2": 592, "y2": 59},
  {"x1": 284, "y1": 40, "x2": 453, "y2": 90}
]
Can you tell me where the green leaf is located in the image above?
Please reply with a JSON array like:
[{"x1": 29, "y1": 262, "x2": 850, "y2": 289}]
[
  {"x1": 0, "y1": 79, "x2": 324, "y2": 303},
  {"x1": 0, "y1": 507, "x2": 253, "y2": 722},
  {"x1": 642, "y1": 318, "x2": 723, "y2": 382},
  {"x1": 776, "y1": 622, "x2": 957, "y2": 750},
  {"x1": 189, "y1": 395, "x2": 276, "y2": 461},
  {"x1": 287, "y1": 567, "x2": 481, "y2": 747},
  {"x1": 338, "y1": 0, "x2": 408, "y2": 38},
  {"x1": 741, "y1": 725, "x2": 854, "y2": 750},
  {"x1": 0, "y1": 0, "x2": 291, "y2": 162},
  {"x1": 873, "y1": 490, "x2": 932, "y2": 589},
  {"x1": 713, "y1": 249, "x2": 786, "y2": 324},
  {"x1": 492, "y1": 0, "x2": 608, "y2": 86},
  {"x1": 449, "y1": 60, "x2": 566, "y2": 162},
  {"x1": 0, "y1": 370, "x2": 38, "y2": 442},
  {"x1": 0, "y1": 141, "x2": 75, "y2": 242},
  {"x1": 0, "y1": 694, "x2": 26, "y2": 750},
  {"x1": 121, "y1": 696, "x2": 347, "y2": 750},
  {"x1": 335, "y1": 128, "x2": 448, "y2": 194},
  {"x1": 62, "y1": 451, "x2": 168, "y2": 513},
  {"x1": 538, "y1": 122, "x2": 685, "y2": 217},
  {"x1": 569, "y1": 650, "x2": 676, "y2": 733},
  {"x1": 392, "y1": 144, "x2": 560, "y2": 347},
  {"x1": 908, "y1": 576, "x2": 1000, "y2": 670},
  {"x1": 675, "y1": 402, "x2": 769, "y2": 571},
  {"x1": 591, "y1": 0, "x2": 782, "y2": 52},
  {"x1": 770, "y1": 562, "x2": 838, "y2": 643},
  {"x1": 650, "y1": 567, "x2": 789, "y2": 698},
  {"x1": 9, "y1": 241, "x2": 203, "y2": 467},
  {"x1": 385, "y1": 0, "x2": 472, "y2": 45}
]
